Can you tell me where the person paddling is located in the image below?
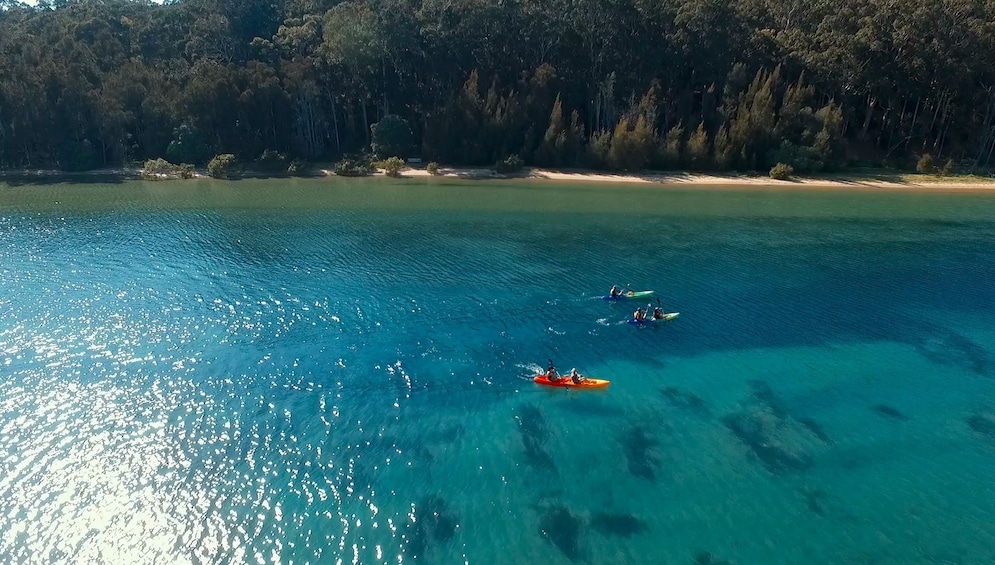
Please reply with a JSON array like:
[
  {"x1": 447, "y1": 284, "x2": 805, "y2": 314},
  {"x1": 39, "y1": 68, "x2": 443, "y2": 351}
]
[
  {"x1": 652, "y1": 298, "x2": 666, "y2": 320},
  {"x1": 633, "y1": 308, "x2": 647, "y2": 322},
  {"x1": 569, "y1": 368, "x2": 586, "y2": 384},
  {"x1": 546, "y1": 359, "x2": 561, "y2": 382},
  {"x1": 609, "y1": 285, "x2": 622, "y2": 298}
]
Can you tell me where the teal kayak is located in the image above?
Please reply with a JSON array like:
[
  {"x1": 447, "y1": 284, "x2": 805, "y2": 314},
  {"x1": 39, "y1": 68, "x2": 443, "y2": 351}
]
[{"x1": 602, "y1": 290, "x2": 656, "y2": 301}]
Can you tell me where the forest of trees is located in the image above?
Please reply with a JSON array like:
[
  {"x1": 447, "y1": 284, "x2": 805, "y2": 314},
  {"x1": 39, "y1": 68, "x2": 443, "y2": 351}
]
[{"x1": 2, "y1": 0, "x2": 995, "y2": 174}]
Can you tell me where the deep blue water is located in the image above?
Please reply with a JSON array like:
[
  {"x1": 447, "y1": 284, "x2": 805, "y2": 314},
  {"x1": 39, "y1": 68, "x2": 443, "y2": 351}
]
[{"x1": 2, "y1": 179, "x2": 995, "y2": 564}]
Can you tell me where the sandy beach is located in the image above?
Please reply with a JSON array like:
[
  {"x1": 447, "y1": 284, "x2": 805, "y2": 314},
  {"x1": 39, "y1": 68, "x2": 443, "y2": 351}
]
[
  {"x1": 4, "y1": 165, "x2": 995, "y2": 192},
  {"x1": 392, "y1": 166, "x2": 995, "y2": 191}
]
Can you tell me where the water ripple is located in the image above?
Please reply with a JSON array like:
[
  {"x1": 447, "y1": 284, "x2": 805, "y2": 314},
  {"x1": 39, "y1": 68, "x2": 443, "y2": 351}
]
[{"x1": 2, "y1": 188, "x2": 995, "y2": 564}]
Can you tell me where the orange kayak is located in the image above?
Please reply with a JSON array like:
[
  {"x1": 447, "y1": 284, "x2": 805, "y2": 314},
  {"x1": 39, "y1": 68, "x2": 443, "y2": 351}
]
[{"x1": 534, "y1": 373, "x2": 610, "y2": 389}]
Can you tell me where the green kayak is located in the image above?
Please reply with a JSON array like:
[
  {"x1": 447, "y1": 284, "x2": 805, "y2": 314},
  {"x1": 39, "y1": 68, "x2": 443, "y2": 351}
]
[{"x1": 603, "y1": 290, "x2": 656, "y2": 301}]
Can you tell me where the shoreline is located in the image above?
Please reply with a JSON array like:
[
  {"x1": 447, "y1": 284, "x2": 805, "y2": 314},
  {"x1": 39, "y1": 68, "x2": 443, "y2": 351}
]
[{"x1": 3, "y1": 165, "x2": 995, "y2": 192}]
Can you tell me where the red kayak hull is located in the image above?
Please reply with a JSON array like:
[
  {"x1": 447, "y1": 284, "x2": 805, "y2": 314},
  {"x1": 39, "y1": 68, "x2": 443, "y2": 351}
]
[{"x1": 534, "y1": 374, "x2": 610, "y2": 389}]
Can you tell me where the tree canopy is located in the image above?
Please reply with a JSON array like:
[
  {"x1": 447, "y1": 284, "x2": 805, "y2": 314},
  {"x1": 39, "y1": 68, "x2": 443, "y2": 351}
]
[{"x1": 1, "y1": 0, "x2": 994, "y2": 172}]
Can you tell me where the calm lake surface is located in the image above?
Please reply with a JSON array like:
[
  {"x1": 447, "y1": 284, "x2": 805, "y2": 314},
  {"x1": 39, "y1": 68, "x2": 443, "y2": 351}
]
[{"x1": 2, "y1": 178, "x2": 995, "y2": 564}]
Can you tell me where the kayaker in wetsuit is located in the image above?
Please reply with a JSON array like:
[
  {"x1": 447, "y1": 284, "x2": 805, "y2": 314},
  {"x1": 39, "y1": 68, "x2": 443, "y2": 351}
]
[
  {"x1": 633, "y1": 308, "x2": 646, "y2": 322},
  {"x1": 610, "y1": 285, "x2": 622, "y2": 298},
  {"x1": 653, "y1": 307, "x2": 665, "y2": 320},
  {"x1": 570, "y1": 368, "x2": 585, "y2": 384}
]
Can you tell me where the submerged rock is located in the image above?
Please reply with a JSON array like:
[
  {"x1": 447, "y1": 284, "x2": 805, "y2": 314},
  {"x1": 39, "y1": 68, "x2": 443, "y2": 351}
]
[
  {"x1": 917, "y1": 330, "x2": 994, "y2": 377},
  {"x1": 967, "y1": 413, "x2": 995, "y2": 439},
  {"x1": 590, "y1": 512, "x2": 647, "y2": 537},
  {"x1": 621, "y1": 425, "x2": 662, "y2": 480},
  {"x1": 404, "y1": 516, "x2": 428, "y2": 559},
  {"x1": 538, "y1": 503, "x2": 584, "y2": 561},
  {"x1": 661, "y1": 386, "x2": 711, "y2": 416},
  {"x1": 515, "y1": 404, "x2": 548, "y2": 443},
  {"x1": 421, "y1": 495, "x2": 458, "y2": 542},
  {"x1": 871, "y1": 404, "x2": 908, "y2": 420},
  {"x1": 722, "y1": 381, "x2": 837, "y2": 474},
  {"x1": 723, "y1": 409, "x2": 813, "y2": 474},
  {"x1": 522, "y1": 433, "x2": 558, "y2": 473},
  {"x1": 749, "y1": 380, "x2": 789, "y2": 418},
  {"x1": 403, "y1": 495, "x2": 459, "y2": 559},
  {"x1": 693, "y1": 550, "x2": 732, "y2": 565},
  {"x1": 797, "y1": 417, "x2": 833, "y2": 444},
  {"x1": 800, "y1": 486, "x2": 827, "y2": 516},
  {"x1": 516, "y1": 403, "x2": 557, "y2": 473}
]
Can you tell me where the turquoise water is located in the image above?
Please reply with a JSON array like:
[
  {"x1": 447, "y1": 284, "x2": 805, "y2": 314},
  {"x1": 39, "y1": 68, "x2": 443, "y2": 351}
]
[{"x1": 2, "y1": 179, "x2": 995, "y2": 564}]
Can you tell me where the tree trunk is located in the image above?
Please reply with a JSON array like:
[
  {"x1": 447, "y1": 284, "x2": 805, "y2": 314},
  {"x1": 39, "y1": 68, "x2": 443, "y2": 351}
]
[
  {"x1": 985, "y1": 127, "x2": 995, "y2": 168},
  {"x1": 361, "y1": 98, "x2": 369, "y2": 145},
  {"x1": 926, "y1": 92, "x2": 946, "y2": 149},
  {"x1": 937, "y1": 118, "x2": 950, "y2": 157},
  {"x1": 879, "y1": 105, "x2": 890, "y2": 147},
  {"x1": 974, "y1": 88, "x2": 994, "y2": 169},
  {"x1": 908, "y1": 97, "x2": 921, "y2": 144},
  {"x1": 860, "y1": 95, "x2": 875, "y2": 139},
  {"x1": 329, "y1": 94, "x2": 341, "y2": 153}
]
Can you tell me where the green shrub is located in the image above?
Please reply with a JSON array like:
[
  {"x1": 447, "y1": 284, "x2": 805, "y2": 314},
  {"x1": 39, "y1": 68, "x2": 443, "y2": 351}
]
[
  {"x1": 381, "y1": 156, "x2": 405, "y2": 177},
  {"x1": 141, "y1": 158, "x2": 175, "y2": 179},
  {"x1": 770, "y1": 140, "x2": 823, "y2": 174},
  {"x1": 256, "y1": 150, "x2": 288, "y2": 173},
  {"x1": 333, "y1": 158, "x2": 372, "y2": 177},
  {"x1": 142, "y1": 158, "x2": 196, "y2": 180},
  {"x1": 587, "y1": 130, "x2": 612, "y2": 169},
  {"x1": 426, "y1": 162, "x2": 440, "y2": 176},
  {"x1": 917, "y1": 153, "x2": 935, "y2": 174},
  {"x1": 769, "y1": 162, "x2": 794, "y2": 180},
  {"x1": 208, "y1": 153, "x2": 237, "y2": 179},
  {"x1": 493, "y1": 154, "x2": 524, "y2": 174},
  {"x1": 287, "y1": 159, "x2": 310, "y2": 176}
]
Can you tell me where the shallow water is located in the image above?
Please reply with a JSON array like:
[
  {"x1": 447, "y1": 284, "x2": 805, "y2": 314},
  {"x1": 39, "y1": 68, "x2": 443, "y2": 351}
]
[{"x1": 2, "y1": 178, "x2": 995, "y2": 564}]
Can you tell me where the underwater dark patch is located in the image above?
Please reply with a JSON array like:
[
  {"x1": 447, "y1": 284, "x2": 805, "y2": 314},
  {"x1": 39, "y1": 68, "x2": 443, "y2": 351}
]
[
  {"x1": 590, "y1": 512, "x2": 647, "y2": 537},
  {"x1": 515, "y1": 404, "x2": 548, "y2": 443},
  {"x1": 621, "y1": 425, "x2": 662, "y2": 480},
  {"x1": 693, "y1": 550, "x2": 732, "y2": 565},
  {"x1": 522, "y1": 433, "x2": 558, "y2": 473},
  {"x1": 917, "y1": 330, "x2": 994, "y2": 377},
  {"x1": 421, "y1": 495, "x2": 458, "y2": 542},
  {"x1": 723, "y1": 411, "x2": 813, "y2": 474},
  {"x1": 661, "y1": 386, "x2": 711, "y2": 416},
  {"x1": 749, "y1": 380, "x2": 789, "y2": 418},
  {"x1": 967, "y1": 414, "x2": 995, "y2": 439},
  {"x1": 403, "y1": 515, "x2": 428, "y2": 558},
  {"x1": 801, "y1": 487, "x2": 827, "y2": 516},
  {"x1": 403, "y1": 495, "x2": 459, "y2": 559},
  {"x1": 538, "y1": 503, "x2": 583, "y2": 561},
  {"x1": 797, "y1": 417, "x2": 833, "y2": 444},
  {"x1": 516, "y1": 403, "x2": 557, "y2": 473},
  {"x1": 871, "y1": 404, "x2": 908, "y2": 420},
  {"x1": 430, "y1": 423, "x2": 466, "y2": 443}
]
